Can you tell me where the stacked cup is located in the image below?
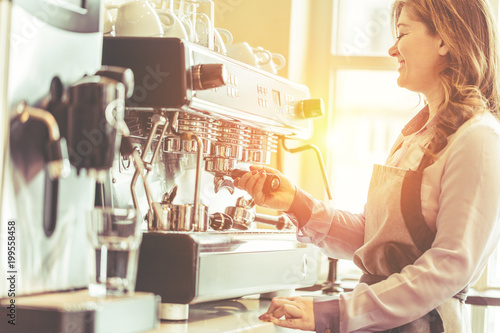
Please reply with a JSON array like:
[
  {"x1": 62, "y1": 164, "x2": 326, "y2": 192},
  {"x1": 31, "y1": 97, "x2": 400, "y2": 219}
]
[{"x1": 226, "y1": 42, "x2": 287, "y2": 74}]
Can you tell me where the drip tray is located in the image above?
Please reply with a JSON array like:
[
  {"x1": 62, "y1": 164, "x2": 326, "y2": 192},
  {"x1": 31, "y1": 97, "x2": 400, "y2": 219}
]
[{"x1": 0, "y1": 290, "x2": 160, "y2": 333}]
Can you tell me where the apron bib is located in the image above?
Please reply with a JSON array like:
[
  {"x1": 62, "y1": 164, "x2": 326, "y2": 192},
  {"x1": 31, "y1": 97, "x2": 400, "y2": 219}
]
[{"x1": 352, "y1": 155, "x2": 467, "y2": 333}]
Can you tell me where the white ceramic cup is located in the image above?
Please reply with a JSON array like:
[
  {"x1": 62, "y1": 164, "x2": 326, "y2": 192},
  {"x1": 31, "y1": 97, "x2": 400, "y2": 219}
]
[
  {"x1": 227, "y1": 42, "x2": 272, "y2": 67},
  {"x1": 251, "y1": 46, "x2": 272, "y2": 66},
  {"x1": 171, "y1": 1, "x2": 197, "y2": 41},
  {"x1": 213, "y1": 29, "x2": 227, "y2": 54},
  {"x1": 259, "y1": 52, "x2": 286, "y2": 74},
  {"x1": 110, "y1": 0, "x2": 164, "y2": 37},
  {"x1": 217, "y1": 28, "x2": 233, "y2": 44},
  {"x1": 103, "y1": 7, "x2": 114, "y2": 34},
  {"x1": 169, "y1": 0, "x2": 214, "y2": 48},
  {"x1": 155, "y1": 8, "x2": 188, "y2": 39},
  {"x1": 213, "y1": 27, "x2": 233, "y2": 54},
  {"x1": 193, "y1": 12, "x2": 213, "y2": 48}
]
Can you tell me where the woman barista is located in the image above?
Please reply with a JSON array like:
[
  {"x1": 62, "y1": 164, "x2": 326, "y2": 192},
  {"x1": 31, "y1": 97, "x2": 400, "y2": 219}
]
[{"x1": 235, "y1": 0, "x2": 500, "y2": 331}]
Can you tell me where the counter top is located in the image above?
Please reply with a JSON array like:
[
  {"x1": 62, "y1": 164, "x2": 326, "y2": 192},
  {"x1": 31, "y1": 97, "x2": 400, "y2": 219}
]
[
  {"x1": 145, "y1": 296, "x2": 301, "y2": 333},
  {"x1": 144, "y1": 286, "x2": 500, "y2": 333}
]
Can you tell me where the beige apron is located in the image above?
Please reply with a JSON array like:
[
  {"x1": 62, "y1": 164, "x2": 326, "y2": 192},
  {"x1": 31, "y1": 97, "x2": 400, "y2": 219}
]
[{"x1": 353, "y1": 153, "x2": 468, "y2": 333}]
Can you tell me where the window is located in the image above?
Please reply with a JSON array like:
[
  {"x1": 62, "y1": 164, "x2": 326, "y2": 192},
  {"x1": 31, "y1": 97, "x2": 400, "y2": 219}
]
[{"x1": 328, "y1": 0, "x2": 424, "y2": 213}]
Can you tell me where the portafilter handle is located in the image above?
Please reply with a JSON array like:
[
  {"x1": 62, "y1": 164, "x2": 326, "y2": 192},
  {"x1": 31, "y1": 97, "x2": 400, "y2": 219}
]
[{"x1": 230, "y1": 169, "x2": 280, "y2": 193}]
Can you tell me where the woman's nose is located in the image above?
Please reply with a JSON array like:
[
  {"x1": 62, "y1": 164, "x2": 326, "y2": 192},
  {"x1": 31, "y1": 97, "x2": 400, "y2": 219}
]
[{"x1": 388, "y1": 42, "x2": 399, "y2": 57}]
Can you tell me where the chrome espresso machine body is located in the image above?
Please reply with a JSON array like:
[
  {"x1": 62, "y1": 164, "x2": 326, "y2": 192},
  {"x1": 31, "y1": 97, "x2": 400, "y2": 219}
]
[{"x1": 102, "y1": 37, "x2": 322, "y2": 319}]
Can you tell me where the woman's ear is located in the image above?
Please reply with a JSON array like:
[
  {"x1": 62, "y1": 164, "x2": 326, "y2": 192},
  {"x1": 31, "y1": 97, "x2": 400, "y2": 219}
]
[{"x1": 438, "y1": 39, "x2": 449, "y2": 56}]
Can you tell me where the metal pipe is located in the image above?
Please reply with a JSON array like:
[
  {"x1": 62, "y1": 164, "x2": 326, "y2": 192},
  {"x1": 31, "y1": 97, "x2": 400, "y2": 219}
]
[
  {"x1": 118, "y1": 120, "x2": 163, "y2": 226},
  {"x1": 280, "y1": 137, "x2": 341, "y2": 294},
  {"x1": 148, "y1": 115, "x2": 169, "y2": 176},
  {"x1": 179, "y1": 132, "x2": 203, "y2": 230},
  {"x1": 168, "y1": 111, "x2": 204, "y2": 229},
  {"x1": 281, "y1": 137, "x2": 333, "y2": 200},
  {"x1": 130, "y1": 150, "x2": 155, "y2": 210},
  {"x1": 130, "y1": 114, "x2": 167, "y2": 209}
]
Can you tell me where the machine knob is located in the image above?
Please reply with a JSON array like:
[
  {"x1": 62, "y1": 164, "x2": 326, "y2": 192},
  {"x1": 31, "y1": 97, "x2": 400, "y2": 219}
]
[
  {"x1": 192, "y1": 63, "x2": 228, "y2": 90},
  {"x1": 296, "y1": 98, "x2": 325, "y2": 119},
  {"x1": 209, "y1": 212, "x2": 233, "y2": 230}
]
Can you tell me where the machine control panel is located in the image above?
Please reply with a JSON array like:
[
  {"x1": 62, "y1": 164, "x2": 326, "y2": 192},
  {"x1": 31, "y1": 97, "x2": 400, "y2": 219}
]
[{"x1": 192, "y1": 46, "x2": 315, "y2": 139}]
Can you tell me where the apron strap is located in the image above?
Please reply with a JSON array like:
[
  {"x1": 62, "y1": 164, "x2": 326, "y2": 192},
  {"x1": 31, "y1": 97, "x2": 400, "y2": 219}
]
[{"x1": 400, "y1": 169, "x2": 436, "y2": 253}]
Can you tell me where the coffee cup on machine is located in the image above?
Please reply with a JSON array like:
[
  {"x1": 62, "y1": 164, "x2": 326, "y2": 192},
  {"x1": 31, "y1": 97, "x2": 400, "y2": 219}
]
[
  {"x1": 226, "y1": 42, "x2": 272, "y2": 67},
  {"x1": 109, "y1": 0, "x2": 165, "y2": 37},
  {"x1": 155, "y1": 8, "x2": 189, "y2": 39},
  {"x1": 251, "y1": 46, "x2": 272, "y2": 66},
  {"x1": 214, "y1": 27, "x2": 232, "y2": 54},
  {"x1": 103, "y1": 7, "x2": 114, "y2": 35},
  {"x1": 258, "y1": 51, "x2": 286, "y2": 74}
]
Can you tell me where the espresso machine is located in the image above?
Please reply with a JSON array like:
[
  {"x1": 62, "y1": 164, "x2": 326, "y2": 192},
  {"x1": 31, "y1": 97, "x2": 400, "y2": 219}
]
[
  {"x1": 0, "y1": 1, "x2": 158, "y2": 332},
  {"x1": 102, "y1": 36, "x2": 324, "y2": 320}
]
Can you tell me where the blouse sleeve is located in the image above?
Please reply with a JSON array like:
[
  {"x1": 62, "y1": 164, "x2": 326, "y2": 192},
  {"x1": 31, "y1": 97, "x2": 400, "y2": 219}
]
[{"x1": 286, "y1": 187, "x2": 366, "y2": 260}]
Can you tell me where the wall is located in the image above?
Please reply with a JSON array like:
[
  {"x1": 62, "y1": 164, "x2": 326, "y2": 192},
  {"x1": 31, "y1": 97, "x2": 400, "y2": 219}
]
[{"x1": 212, "y1": 0, "x2": 292, "y2": 77}]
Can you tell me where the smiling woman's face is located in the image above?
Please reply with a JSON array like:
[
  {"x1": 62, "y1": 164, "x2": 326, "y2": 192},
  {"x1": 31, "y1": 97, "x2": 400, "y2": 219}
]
[{"x1": 388, "y1": 7, "x2": 449, "y2": 96}]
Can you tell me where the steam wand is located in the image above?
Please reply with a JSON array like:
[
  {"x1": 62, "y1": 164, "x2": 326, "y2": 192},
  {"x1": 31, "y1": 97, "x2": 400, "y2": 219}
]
[
  {"x1": 280, "y1": 137, "x2": 343, "y2": 294},
  {"x1": 119, "y1": 117, "x2": 166, "y2": 227},
  {"x1": 129, "y1": 114, "x2": 169, "y2": 210}
]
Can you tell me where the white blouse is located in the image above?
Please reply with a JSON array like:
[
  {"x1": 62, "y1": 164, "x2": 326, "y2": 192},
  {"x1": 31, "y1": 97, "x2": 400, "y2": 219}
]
[{"x1": 288, "y1": 111, "x2": 500, "y2": 332}]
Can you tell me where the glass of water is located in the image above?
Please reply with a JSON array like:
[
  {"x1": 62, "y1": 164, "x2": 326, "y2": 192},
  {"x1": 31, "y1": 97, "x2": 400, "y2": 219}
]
[{"x1": 87, "y1": 207, "x2": 143, "y2": 297}]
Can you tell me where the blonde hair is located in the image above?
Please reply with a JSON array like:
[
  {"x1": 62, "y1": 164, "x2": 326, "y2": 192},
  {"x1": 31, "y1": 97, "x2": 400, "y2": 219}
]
[{"x1": 391, "y1": 0, "x2": 500, "y2": 154}]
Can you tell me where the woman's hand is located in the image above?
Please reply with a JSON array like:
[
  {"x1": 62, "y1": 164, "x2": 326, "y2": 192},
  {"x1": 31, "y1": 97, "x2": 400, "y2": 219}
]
[
  {"x1": 259, "y1": 296, "x2": 315, "y2": 331},
  {"x1": 234, "y1": 165, "x2": 296, "y2": 211}
]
